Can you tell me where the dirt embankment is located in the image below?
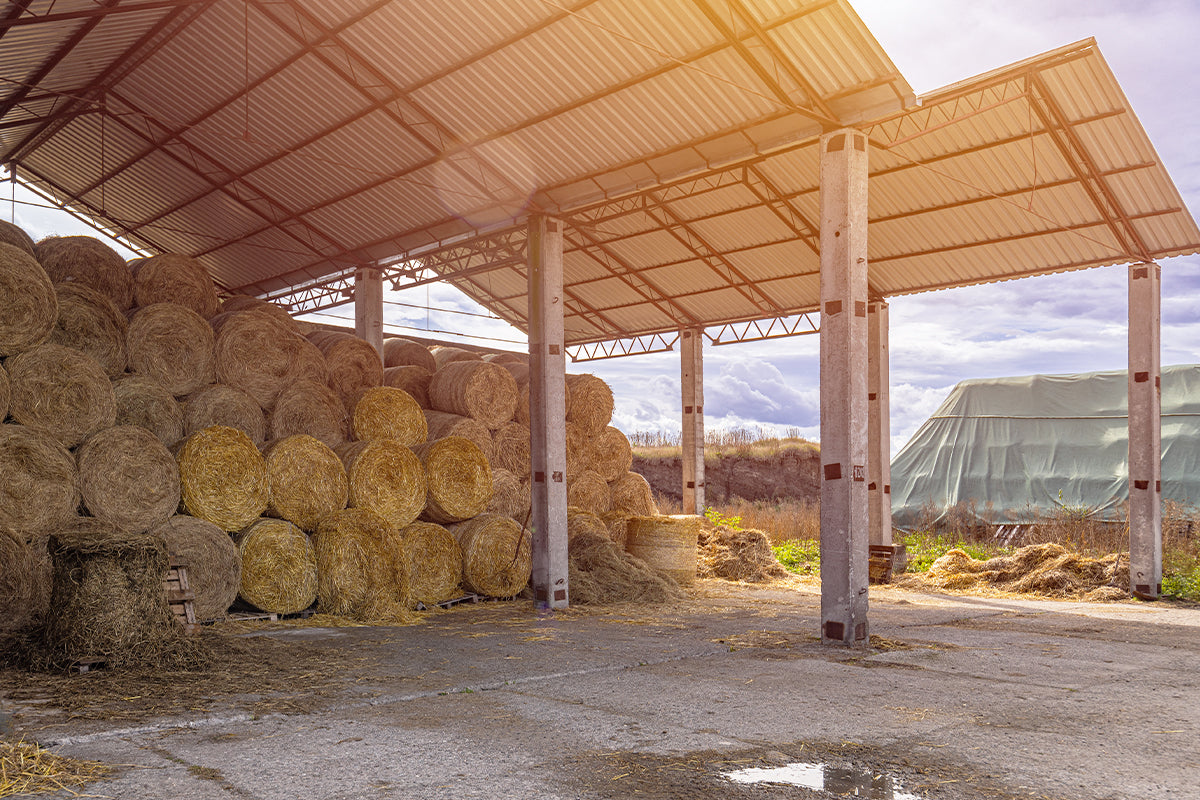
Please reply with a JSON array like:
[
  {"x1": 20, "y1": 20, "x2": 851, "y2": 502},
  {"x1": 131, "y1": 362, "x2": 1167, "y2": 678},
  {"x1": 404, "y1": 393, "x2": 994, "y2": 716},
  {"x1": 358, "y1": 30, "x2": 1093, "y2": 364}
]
[{"x1": 633, "y1": 447, "x2": 820, "y2": 506}]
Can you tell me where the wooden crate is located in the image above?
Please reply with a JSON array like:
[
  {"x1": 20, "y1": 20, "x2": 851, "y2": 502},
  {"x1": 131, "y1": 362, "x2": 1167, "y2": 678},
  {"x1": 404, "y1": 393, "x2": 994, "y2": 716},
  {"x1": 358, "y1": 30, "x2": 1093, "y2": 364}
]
[{"x1": 164, "y1": 559, "x2": 201, "y2": 634}]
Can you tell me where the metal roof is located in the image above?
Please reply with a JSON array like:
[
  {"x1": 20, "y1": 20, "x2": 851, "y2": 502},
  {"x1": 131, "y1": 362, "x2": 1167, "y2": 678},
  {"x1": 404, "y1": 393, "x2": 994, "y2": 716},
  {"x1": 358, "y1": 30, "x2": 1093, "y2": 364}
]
[{"x1": 2, "y1": 1, "x2": 1197, "y2": 354}]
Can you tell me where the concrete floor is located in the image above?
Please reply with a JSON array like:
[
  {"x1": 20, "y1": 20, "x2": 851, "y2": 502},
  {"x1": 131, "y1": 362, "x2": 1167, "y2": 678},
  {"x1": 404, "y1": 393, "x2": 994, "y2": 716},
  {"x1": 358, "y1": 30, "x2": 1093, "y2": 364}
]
[{"x1": 7, "y1": 580, "x2": 1199, "y2": 800}]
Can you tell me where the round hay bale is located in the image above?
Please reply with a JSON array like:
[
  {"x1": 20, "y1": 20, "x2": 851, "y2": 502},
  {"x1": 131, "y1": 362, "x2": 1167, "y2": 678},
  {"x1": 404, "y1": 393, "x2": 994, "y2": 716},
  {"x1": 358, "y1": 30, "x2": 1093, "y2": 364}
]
[
  {"x1": 262, "y1": 434, "x2": 348, "y2": 531},
  {"x1": 269, "y1": 379, "x2": 348, "y2": 447},
  {"x1": 113, "y1": 375, "x2": 185, "y2": 446},
  {"x1": 567, "y1": 469, "x2": 611, "y2": 515},
  {"x1": 77, "y1": 425, "x2": 181, "y2": 533},
  {"x1": 625, "y1": 515, "x2": 700, "y2": 585},
  {"x1": 567, "y1": 508, "x2": 609, "y2": 543},
  {"x1": 487, "y1": 468, "x2": 531, "y2": 522},
  {"x1": 398, "y1": 521, "x2": 463, "y2": 606},
  {"x1": 0, "y1": 242, "x2": 57, "y2": 357},
  {"x1": 335, "y1": 439, "x2": 427, "y2": 528},
  {"x1": 0, "y1": 361, "x2": 9, "y2": 421},
  {"x1": 127, "y1": 302, "x2": 215, "y2": 396},
  {"x1": 423, "y1": 410, "x2": 494, "y2": 463},
  {"x1": 566, "y1": 373, "x2": 614, "y2": 436},
  {"x1": 501, "y1": 361, "x2": 529, "y2": 388},
  {"x1": 0, "y1": 424, "x2": 79, "y2": 535},
  {"x1": 235, "y1": 517, "x2": 317, "y2": 614},
  {"x1": 430, "y1": 345, "x2": 482, "y2": 369},
  {"x1": 429, "y1": 361, "x2": 518, "y2": 429},
  {"x1": 184, "y1": 383, "x2": 266, "y2": 444},
  {"x1": 568, "y1": 528, "x2": 682, "y2": 605},
  {"x1": 414, "y1": 436, "x2": 493, "y2": 524},
  {"x1": 213, "y1": 310, "x2": 328, "y2": 409},
  {"x1": 219, "y1": 295, "x2": 298, "y2": 330},
  {"x1": 7, "y1": 343, "x2": 116, "y2": 447},
  {"x1": 492, "y1": 422, "x2": 531, "y2": 476},
  {"x1": 316, "y1": 332, "x2": 384, "y2": 412},
  {"x1": 0, "y1": 530, "x2": 43, "y2": 632},
  {"x1": 588, "y1": 426, "x2": 632, "y2": 482},
  {"x1": 383, "y1": 337, "x2": 435, "y2": 371},
  {"x1": 131, "y1": 253, "x2": 220, "y2": 319},
  {"x1": 313, "y1": 508, "x2": 406, "y2": 619},
  {"x1": 152, "y1": 515, "x2": 240, "y2": 620},
  {"x1": 565, "y1": 421, "x2": 588, "y2": 479},
  {"x1": 352, "y1": 386, "x2": 427, "y2": 446},
  {"x1": 610, "y1": 471, "x2": 657, "y2": 516},
  {"x1": 383, "y1": 365, "x2": 433, "y2": 408},
  {"x1": 482, "y1": 351, "x2": 526, "y2": 365},
  {"x1": 448, "y1": 513, "x2": 531, "y2": 597},
  {"x1": 176, "y1": 425, "x2": 270, "y2": 532},
  {"x1": 0, "y1": 219, "x2": 35, "y2": 256},
  {"x1": 34, "y1": 235, "x2": 133, "y2": 311},
  {"x1": 48, "y1": 282, "x2": 128, "y2": 376}
]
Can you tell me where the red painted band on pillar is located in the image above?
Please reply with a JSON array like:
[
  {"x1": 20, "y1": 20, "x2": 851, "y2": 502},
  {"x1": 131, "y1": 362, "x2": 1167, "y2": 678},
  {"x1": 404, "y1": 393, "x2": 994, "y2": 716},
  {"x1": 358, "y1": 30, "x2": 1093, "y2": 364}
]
[
  {"x1": 825, "y1": 300, "x2": 842, "y2": 315},
  {"x1": 823, "y1": 463, "x2": 842, "y2": 480},
  {"x1": 1133, "y1": 266, "x2": 1148, "y2": 279},
  {"x1": 1135, "y1": 372, "x2": 1150, "y2": 383},
  {"x1": 827, "y1": 134, "x2": 846, "y2": 152},
  {"x1": 855, "y1": 301, "x2": 867, "y2": 317},
  {"x1": 1134, "y1": 480, "x2": 1149, "y2": 490}
]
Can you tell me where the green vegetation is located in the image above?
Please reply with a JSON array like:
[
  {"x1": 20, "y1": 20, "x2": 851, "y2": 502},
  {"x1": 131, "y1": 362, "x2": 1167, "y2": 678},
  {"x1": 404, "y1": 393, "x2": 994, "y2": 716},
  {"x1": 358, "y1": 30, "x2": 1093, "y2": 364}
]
[
  {"x1": 771, "y1": 539, "x2": 820, "y2": 576},
  {"x1": 897, "y1": 531, "x2": 1008, "y2": 573}
]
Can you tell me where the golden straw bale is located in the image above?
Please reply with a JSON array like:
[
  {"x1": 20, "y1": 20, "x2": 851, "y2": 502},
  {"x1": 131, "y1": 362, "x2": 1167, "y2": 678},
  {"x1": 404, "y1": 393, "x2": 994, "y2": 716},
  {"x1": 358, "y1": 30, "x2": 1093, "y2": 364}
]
[
  {"x1": 568, "y1": 529, "x2": 682, "y2": 605},
  {"x1": 430, "y1": 345, "x2": 482, "y2": 369},
  {"x1": 352, "y1": 385, "x2": 427, "y2": 446},
  {"x1": 0, "y1": 424, "x2": 79, "y2": 535},
  {"x1": 448, "y1": 513, "x2": 531, "y2": 597},
  {"x1": 625, "y1": 515, "x2": 701, "y2": 585},
  {"x1": 213, "y1": 310, "x2": 328, "y2": 410},
  {"x1": 567, "y1": 469, "x2": 611, "y2": 515},
  {"x1": 398, "y1": 521, "x2": 463, "y2": 606},
  {"x1": 113, "y1": 375, "x2": 184, "y2": 447},
  {"x1": 0, "y1": 361, "x2": 9, "y2": 420},
  {"x1": 262, "y1": 435, "x2": 348, "y2": 531},
  {"x1": 316, "y1": 332, "x2": 384, "y2": 412},
  {"x1": 492, "y1": 421, "x2": 531, "y2": 476},
  {"x1": 152, "y1": 515, "x2": 240, "y2": 620},
  {"x1": 235, "y1": 517, "x2": 317, "y2": 614},
  {"x1": 501, "y1": 361, "x2": 529, "y2": 388},
  {"x1": 483, "y1": 351, "x2": 526, "y2": 364},
  {"x1": 566, "y1": 373, "x2": 614, "y2": 436},
  {"x1": 428, "y1": 360, "x2": 519, "y2": 429},
  {"x1": 423, "y1": 409, "x2": 494, "y2": 463},
  {"x1": 383, "y1": 337, "x2": 436, "y2": 371},
  {"x1": 219, "y1": 294, "x2": 298, "y2": 330},
  {"x1": 515, "y1": 379, "x2": 573, "y2": 426},
  {"x1": 335, "y1": 439, "x2": 427, "y2": 528},
  {"x1": 0, "y1": 242, "x2": 57, "y2": 357},
  {"x1": 609, "y1": 471, "x2": 657, "y2": 516},
  {"x1": 600, "y1": 512, "x2": 632, "y2": 549},
  {"x1": 35, "y1": 235, "x2": 133, "y2": 311},
  {"x1": 314, "y1": 508, "x2": 406, "y2": 619},
  {"x1": 183, "y1": 383, "x2": 266, "y2": 444},
  {"x1": 6, "y1": 343, "x2": 116, "y2": 447},
  {"x1": 567, "y1": 508, "x2": 609, "y2": 543},
  {"x1": 588, "y1": 426, "x2": 633, "y2": 482},
  {"x1": 127, "y1": 303, "x2": 215, "y2": 396},
  {"x1": 383, "y1": 365, "x2": 433, "y2": 408},
  {"x1": 132, "y1": 253, "x2": 220, "y2": 319},
  {"x1": 49, "y1": 282, "x2": 128, "y2": 376},
  {"x1": 0, "y1": 219, "x2": 35, "y2": 256},
  {"x1": 565, "y1": 421, "x2": 588, "y2": 480},
  {"x1": 1, "y1": 530, "x2": 44, "y2": 632},
  {"x1": 488, "y1": 468, "x2": 532, "y2": 522},
  {"x1": 77, "y1": 425, "x2": 181, "y2": 534},
  {"x1": 269, "y1": 378, "x2": 349, "y2": 447},
  {"x1": 176, "y1": 425, "x2": 270, "y2": 532},
  {"x1": 414, "y1": 436, "x2": 493, "y2": 524}
]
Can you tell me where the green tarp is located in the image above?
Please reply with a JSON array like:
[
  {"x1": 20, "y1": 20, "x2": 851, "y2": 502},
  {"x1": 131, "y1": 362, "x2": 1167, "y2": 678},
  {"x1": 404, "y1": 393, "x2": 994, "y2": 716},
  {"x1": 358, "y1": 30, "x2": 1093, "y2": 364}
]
[{"x1": 890, "y1": 364, "x2": 1200, "y2": 527}]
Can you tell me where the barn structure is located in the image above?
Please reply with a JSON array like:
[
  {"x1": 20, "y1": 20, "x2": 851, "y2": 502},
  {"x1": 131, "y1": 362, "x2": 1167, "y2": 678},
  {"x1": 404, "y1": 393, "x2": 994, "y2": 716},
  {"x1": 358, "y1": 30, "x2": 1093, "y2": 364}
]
[{"x1": 2, "y1": 0, "x2": 1198, "y2": 640}]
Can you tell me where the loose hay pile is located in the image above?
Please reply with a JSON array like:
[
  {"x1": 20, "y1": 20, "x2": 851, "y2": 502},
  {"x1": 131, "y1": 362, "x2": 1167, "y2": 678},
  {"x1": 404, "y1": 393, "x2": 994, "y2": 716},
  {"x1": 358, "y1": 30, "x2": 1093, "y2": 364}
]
[
  {"x1": 262, "y1": 435, "x2": 349, "y2": 531},
  {"x1": 913, "y1": 543, "x2": 1130, "y2": 600},
  {"x1": 568, "y1": 530, "x2": 683, "y2": 605},
  {"x1": 398, "y1": 521, "x2": 464, "y2": 606},
  {"x1": 49, "y1": 282, "x2": 128, "y2": 376},
  {"x1": 697, "y1": 525, "x2": 788, "y2": 582},
  {"x1": 336, "y1": 439, "x2": 427, "y2": 527},
  {"x1": 176, "y1": 425, "x2": 270, "y2": 531},
  {"x1": 6, "y1": 344, "x2": 116, "y2": 447},
  {"x1": 184, "y1": 383, "x2": 266, "y2": 443},
  {"x1": 76, "y1": 425, "x2": 181, "y2": 534},
  {"x1": 0, "y1": 424, "x2": 79, "y2": 536},
  {"x1": 112, "y1": 375, "x2": 185, "y2": 446},
  {"x1": 236, "y1": 517, "x2": 318, "y2": 614},
  {"x1": 152, "y1": 515, "x2": 241, "y2": 620},
  {"x1": 0, "y1": 739, "x2": 112, "y2": 797},
  {"x1": 127, "y1": 303, "x2": 215, "y2": 396},
  {"x1": 352, "y1": 385, "x2": 427, "y2": 445},
  {"x1": 414, "y1": 436, "x2": 493, "y2": 524},
  {"x1": 449, "y1": 513, "x2": 531, "y2": 597}
]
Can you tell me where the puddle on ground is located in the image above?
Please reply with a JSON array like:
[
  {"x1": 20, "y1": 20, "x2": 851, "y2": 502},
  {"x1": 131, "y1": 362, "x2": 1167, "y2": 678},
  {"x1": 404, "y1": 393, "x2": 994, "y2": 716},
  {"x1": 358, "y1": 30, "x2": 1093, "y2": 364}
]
[{"x1": 725, "y1": 761, "x2": 923, "y2": 799}]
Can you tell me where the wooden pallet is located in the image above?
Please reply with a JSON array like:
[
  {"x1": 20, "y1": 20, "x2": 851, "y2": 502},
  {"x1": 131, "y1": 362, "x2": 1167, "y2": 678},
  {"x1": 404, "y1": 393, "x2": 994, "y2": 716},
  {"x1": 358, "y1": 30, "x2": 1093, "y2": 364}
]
[
  {"x1": 868, "y1": 544, "x2": 908, "y2": 584},
  {"x1": 415, "y1": 593, "x2": 482, "y2": 611},
  {"x1": 164, "y1": 559, "x2": 201, "y2": 634}
]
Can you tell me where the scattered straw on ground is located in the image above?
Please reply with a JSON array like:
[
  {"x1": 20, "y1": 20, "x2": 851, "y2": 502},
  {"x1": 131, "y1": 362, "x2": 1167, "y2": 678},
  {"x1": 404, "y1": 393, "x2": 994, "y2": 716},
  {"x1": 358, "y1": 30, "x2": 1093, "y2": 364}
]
[
  {"x1": 697, "y1": 525, "x2": 789, "y2": 583},
  {"x1": 0, "y1": 738, "x2": 112, "y2": 798}
]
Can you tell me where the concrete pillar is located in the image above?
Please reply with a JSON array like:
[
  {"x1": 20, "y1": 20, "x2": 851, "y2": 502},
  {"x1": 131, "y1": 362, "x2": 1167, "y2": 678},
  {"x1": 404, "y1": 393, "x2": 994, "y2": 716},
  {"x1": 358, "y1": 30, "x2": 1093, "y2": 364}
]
[
  {"x1": 354, "y1": 266, "x2": 384, "y2": 358},
  {"x1": 680, "y1": 327, "x2": 706, "y2": 515},
  {"x1": 818, "y1": 128, "x2": 870, "y2": 645},
  {"x1": 867, "y1": 300, "x2": 892, "y2": 547},
  {"x1": 1128, "y1": 262, "x2": 1162, "y2": 599},
  {"x1": 527, "y1": 216, "x2": 570, "y2": 610}
]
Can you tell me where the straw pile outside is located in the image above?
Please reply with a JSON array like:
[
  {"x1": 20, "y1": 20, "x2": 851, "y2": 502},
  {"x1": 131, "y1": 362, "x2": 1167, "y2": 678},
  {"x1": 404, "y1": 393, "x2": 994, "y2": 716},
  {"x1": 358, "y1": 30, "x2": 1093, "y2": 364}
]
[
  {"x1": 609, "y1": 471, "x2": 657, "y2": 516},
  {"x1": 384, "y1": 364, "x2": 433, "y2": 408},
  {"x1": 625, "y1": 515, "x2": 701, "y2": 585},
  {"x1": 313, "y1": 508, "x2": 407, "y2": 620},
  {"x1": 0, "y1": 739, "x2": 113, "y2": 797},
  {"x1": 488, "y1": 468, "x2": 531, "y2": 522},
  {"x1": 49, "y1": 281, "x2": 128, "y2": 376},
  {"x1": 565, "y1": 373, "x2": 614, "y2": 436},
  {"x1": 492, "y1": 421, "x2": 531, "y2": 476},
  {"x1": 915, "y1": 543, "x2": 1130, "y2": 600},
  {"x1": 567, "y1": 470, "x2": 611, "y2": 515},
  {"x1": 127, "y1": 302, "x2": 215, "y2": 396},
  {"x1": 183, "y1": 383, "x2": 266, "y2": 444},
  {"x1": 383, "y1": 337, "x2": 436, "y2": 371},
  {"x1": 568, "y1": 529, "x2": 683, "y2": 606},
  {"x1": 176, "y1": 425, "x2": 270, "y2": 532},
  {"x1": 262, "y1": 434, "x2": 348, "y2": 531},
  {"x1": 336, "y1": 439, "x2": 427, "y2": 528},
  {"x1": 697, "y1": 524, "x2": 788, "y2": 583},
  {"x1": 429, "y1": 360, "x2": 519, "y2": 429},
  {"x1": 35, "y1": 235, "x2": 133, "y2": 311},
  {"x1": 352, "y1": 385, "x2": 427, "y2": 445},
  {"x1": 414, "y1": 436, "x2": 493, "y2": 524},
  {"x1": 448, "y1": 513, "x2": 531, "y2": 597},
  {"x1": 152, "y1": 515, "x2": 241, "y2": 620},
  {"x1": 113, "y1": 375, "x2": 185, "y2": 446},
  {"x1": 269, "y1": 378, "x2": 348, "y2": 447},
  {"x1": 213, "y1": 310, "x2": 328, "y2": 410},
  {"x1": 0, "y1": 243, "x2": 57, "y2": 358},
  {"x1": 6, "y1": 343, "x2": 116, "y2": 447},
  {"x1": 76, "y1": 425, "x2": 181, "y2": 534},
  {"x1": 131, "y1": 253, "x2": 220, "y2": 319},
  {"x1": 0, "y1": 424, "x2": 79, "y2": 536},
  {"x1": 397, "y1": 521, "x2": 463, "y2": 606},
  {"x1": 1, "y1": 530, "x2": 44, "y2": 633},
  {"x1": 236, "y1": 517, "x2": 317, "y2": 614},
  {"x1": 314, "y1": 332, "x2": 384, "y2": 412},
  {"x1": 423, "y1": 410, "x2": 494, "y2": 463},
  {"x1": 430, "y1": 344, "x2": 481, "y2": 369},
  {"x1": 588, "y1": 426, "x2": 633, "y2": 482},
  {"x1": 0, "y1": 218, "x2": 35, "y2": 255}
]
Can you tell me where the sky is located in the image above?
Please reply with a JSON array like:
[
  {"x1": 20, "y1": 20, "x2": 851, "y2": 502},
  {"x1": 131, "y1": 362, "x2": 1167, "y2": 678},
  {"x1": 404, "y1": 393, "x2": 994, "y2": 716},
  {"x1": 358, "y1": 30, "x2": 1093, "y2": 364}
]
[{"x1": 6, "y1": 0, "x2": 1199, "y2": 455}]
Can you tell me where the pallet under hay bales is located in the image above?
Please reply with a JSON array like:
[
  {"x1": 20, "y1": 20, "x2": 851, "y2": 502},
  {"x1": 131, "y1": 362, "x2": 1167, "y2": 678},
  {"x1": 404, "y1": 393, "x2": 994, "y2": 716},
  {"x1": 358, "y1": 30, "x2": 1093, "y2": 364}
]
[
  {"x1": 568, "y1": 529, "x2": 683, "y2": 606},
  {"x1": 383, "y1": 364, "x2": 433, "y2": 408},
  {"x1": 0, "y1": 530, "x2": 51, "y2": 633},
  {"x1": 488, "y1": 468, "x2": 531, "y2": 522},
  {"x1": 336, "y1": 439, "x2": 427, "y2": 528},
  {"x1": 162, "y1": 557, "x2": 199, "y2": 632},
  {"x1": 262, "y1": 434, "x2": 349, "y2": 531},
  {"x1": 910, "y1": 543, "x2": 1130, "y2": 600},
  {"x1": 492, "y1": 421, "x2": 531, "y2": 476},
  {"x1": 131, "y1": 253, "x2": 220, "y2": 319},
  {"x1": 314, "y1": 332, "x2": 384, "y2": 412},
  {"x1": 77, "y1": 425, "x2": 181, "y2": 534},
  {"x1": 213, "y1": 309, "x2": 328, "y2": 410},
  {"x1": 625, "y1": 515, "x2": 702, "y2": 586},
  {"x1": 49, "y1": 281, "x2": 128, "y2": 377},
  {"x1": 35, "y1": 235, "x2": 133, "y2": 311},
  {"x1": 269, "y1": 378, "x2": 349, "y2": 447},
  {"x1": 153, "y1": 515, "x2": 240, "y2": 621},
  {"x1": 127, "y1": 302, "x2": 216, "y2": 397},
  {"x1": 428, "y1": 360, "x2": 519, "y2": 429},
  {"x1": 448, "y1": 513, "x2": 532, "y2": 598},
  {"x1": 398, "y1": 521, "x2": 464, "y2": 606},
  {"x1": 565, "y1": 373, "x2": 614, "y2": 436},
  {"x1": 587, "y1": 426, "x2": 633, "y2": 482},
  {"x1": 352, "y1": 385, "x2": 427, "y2": 445},
  {"x1": 414, "y1": 436, "x2": 493, "y2": 524},
  {"x1": 176, "y1": 425, "x2": 270, "y2": 532},
  {"x1": 7, "y1": 343, "x2": 116, "y2": 448},
  {"x1": 382, "y1": 337, "x2": 436, "y2": 372},
  {"x1": 0, "y1": 243, "x2": 57, "y2": 358},
  {"x1": 236, "y1": 517, "x2": 318, "y2": 615},
  {"x1": 567, "y1": 470, "x2": 612, "y2": 515},
  {"x1": 423, "y1": 410, "x2": 494, "y2": 463},
  {"x1": 697, "y1": 525, "x2": 788, "y2": 583},
  {"x1": 184, "y1": 383, "x2": 267, "y2": 444},
  {"x1": 314, "y1": 508, "x2": 410, "y2": 620},
  {"x1": 112, "y1": 375, "x2": 185, "y2": 447},
  {"x1": 609, "y1": 471, "x2": 657, "y2": 517},
  {"x1": 0, "y1": 424, "x2": 80, "y2": 536}
]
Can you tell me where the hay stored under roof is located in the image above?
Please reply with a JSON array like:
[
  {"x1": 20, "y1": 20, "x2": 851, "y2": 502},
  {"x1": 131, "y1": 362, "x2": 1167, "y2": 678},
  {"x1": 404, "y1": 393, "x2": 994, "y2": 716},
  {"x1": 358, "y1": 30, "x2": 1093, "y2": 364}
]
[
  {"x1": 398, "y1": 521, "x2": 463, "y2": 606},
  {"x1": 493, "y1": 421, "x2": 531, "y2": 477},
  {"x1": 35, "y1": 235, "x2": 133, "y2": 311},
  {"x1": 176, "y1": 425, "x2": 270, "y2": 532},
  {"x1": 428, "y1": 360, "x2": 519, "y2": 430},
  {"x1": 314, "y1": 508, "x2": 407, "y2": 620},
  {"x1": 336, "y1": 439, "x2": 427, "y2": 529},
  {"x1": 213, "y1": 309, "x2": 328, "y2": 410},
  {"x1": 565, "y1": 374, "x2": 614, "y2": 436},
  {"x1": 568, "y1": 530, "x2": 683, "y2": 606},
  {"x1": 0, "y1": 219, "x2": 35, "y2": 255},
  {"x1": 49, "y1": 281, "x2": 128, "y2": 376},
  {"x1": 383, "y1": 364, "x2": 433, "y2": 408},
  {"x1": 0, "y1": 530, "x2": 49, "y2": 633},
  {"x1": 153, "y1": 514, "x2": 241, "y2": 620},
  {"x1": 262, "y1": 434, "x2": 349, "y2": 531},
  {"x1": 449, "y1": 513, "x2": 531, "y2": 598},
  {"x1": 315, "y1": 332, "x2": 384, "y2": 413},
  {"x1": 430, "y1": 345, "x2": 482, "y2": 369},
  {"x1": 567, "y1": 470, "x2": 612, "y2": 516},
  {"x1": 414, "y1": 436, "x2": 493, "y2": 524},
  {"x1": 77, "y1": 425, "x2": 181, "y2": 534},
  {"x1": 184, "y1": 383, "x2": 266, "y2": 444},
  {"x1": 352, "y1": 385, "x2": 427, "y2": 446},
  {"x1": 127, "y1": 303, "x2": 216, "y2": 396},
  {"x1": 0, "y1": 243, "x2": 57, "y2": 357},
  {"x1": 0, "y1": 424, "x2": 80, "y2": 536},
  {"x1": 625, "y1": 515, "x2": 701, "y2": 586},
  {"x1": 112, "y1": 374, "x2": 185, "y2": 447},
  {"x1": 588, "y1": 426, "x2": 633, "y2": 482},
  {"x1": 236, "y1": 517, "x2": 318, "y2": 615},
  {"x1": 423, "y1": 410, "x2": 494, "y2": 463},
  {"x1": 488, "y1": 468, "x2": 531, "y2": 522},
  {"x1": 610, "y1": 472, "x2": 657, "y2": 517},
  {"x1": 6, "y1": 343, "x2": 116, "y2": 447},
  {"x1": 269, "y1": 378, "x2": 349, "y2": 447},
  {"x1": 131, "y1": 253, "x2": 220, "y2": 319},
  {"x1": 383, "y1": 337, "x2": 436, "y2": 371},
  {"x1": 0, "y1": 362, "x2": 9, "y2": 421}
]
